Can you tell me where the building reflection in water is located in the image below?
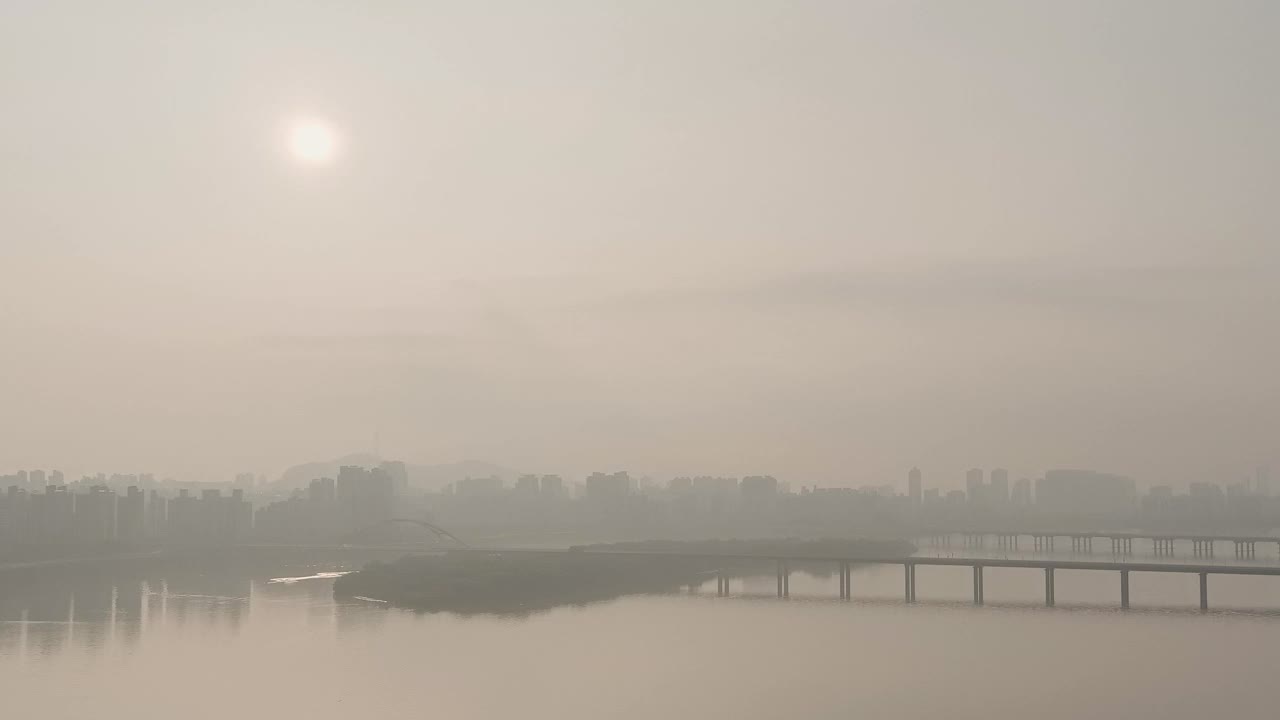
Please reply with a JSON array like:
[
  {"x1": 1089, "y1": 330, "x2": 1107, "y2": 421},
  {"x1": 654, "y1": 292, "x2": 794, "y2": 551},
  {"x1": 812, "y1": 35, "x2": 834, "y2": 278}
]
[{"x1": 0, "y1": 571, "x2": 254, "y2": 662}]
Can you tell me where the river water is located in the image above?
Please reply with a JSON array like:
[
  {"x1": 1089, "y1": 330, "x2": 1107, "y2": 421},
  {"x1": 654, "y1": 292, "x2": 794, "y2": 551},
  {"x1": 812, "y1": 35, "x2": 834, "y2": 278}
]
[{"x1": 4, "y1": 551, "x2": 1280, "y2": 719}]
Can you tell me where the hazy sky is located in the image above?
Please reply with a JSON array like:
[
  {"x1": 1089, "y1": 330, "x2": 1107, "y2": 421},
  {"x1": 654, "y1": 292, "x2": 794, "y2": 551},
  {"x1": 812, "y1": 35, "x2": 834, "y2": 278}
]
[{"x1": 2, "y1": 1, "x2": 1277, "y2": 487}]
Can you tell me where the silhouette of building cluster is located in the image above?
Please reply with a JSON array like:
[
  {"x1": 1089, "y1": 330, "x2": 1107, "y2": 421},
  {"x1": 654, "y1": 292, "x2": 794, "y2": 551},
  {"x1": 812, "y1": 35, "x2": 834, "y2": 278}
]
[
  {"x1": 4, "y1": 460, "x2": 1280, "y2": 549},
  {"x1": 0, "y1": 470, "x2": 251, "y2": 545},
  {"x1": 253, "y1": 463, "x2": 402, "y2": 541}
]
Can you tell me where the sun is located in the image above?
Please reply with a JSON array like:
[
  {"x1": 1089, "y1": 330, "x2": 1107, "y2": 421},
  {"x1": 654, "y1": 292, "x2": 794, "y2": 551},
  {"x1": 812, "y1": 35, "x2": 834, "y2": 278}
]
[{"x1": 287, "y1": 118, "x2": 340, "y2": 165}]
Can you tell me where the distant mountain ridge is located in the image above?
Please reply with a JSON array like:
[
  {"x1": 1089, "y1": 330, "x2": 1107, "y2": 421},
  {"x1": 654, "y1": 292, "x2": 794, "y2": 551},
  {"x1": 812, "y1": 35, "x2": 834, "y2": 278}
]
[{"x1": 275, "y1": 453, "x2": 521, "y2": 492}]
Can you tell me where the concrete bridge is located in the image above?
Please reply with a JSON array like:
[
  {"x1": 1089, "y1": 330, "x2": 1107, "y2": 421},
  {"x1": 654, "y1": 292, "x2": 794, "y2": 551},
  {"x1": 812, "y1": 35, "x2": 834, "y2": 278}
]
[
  {"x1": 461, "y1": 547, "x2": 1280, "y2": 612},
  {"x1": 917, "y1": 530, "x2": 1280, "y2": 558}
]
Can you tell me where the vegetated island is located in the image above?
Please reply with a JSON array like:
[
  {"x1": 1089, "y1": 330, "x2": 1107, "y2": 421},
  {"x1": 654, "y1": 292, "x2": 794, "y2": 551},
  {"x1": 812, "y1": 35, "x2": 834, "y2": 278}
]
[{"x1": 333, "y1": 538, "x2": 916, "y2": 615}]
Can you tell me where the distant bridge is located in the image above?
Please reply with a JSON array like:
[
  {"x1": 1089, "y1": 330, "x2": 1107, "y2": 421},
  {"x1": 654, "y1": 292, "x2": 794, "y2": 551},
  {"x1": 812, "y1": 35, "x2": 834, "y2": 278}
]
[
  {"x1": 336, "y1": 518, "x2": 470, "y2": 548},
  {"x1": 454, "y1": 546, "x2": 1280, "y2": 612},
  {"x1": 914, "y1": 530, "x2": 1280, "y2": 558}
]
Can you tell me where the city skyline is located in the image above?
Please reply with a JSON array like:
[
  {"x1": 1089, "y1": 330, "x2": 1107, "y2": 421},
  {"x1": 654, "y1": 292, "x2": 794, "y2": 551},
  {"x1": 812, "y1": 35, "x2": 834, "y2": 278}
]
[{"x1": 0, "y1": 456, "x2": 1274, "y2": 495}]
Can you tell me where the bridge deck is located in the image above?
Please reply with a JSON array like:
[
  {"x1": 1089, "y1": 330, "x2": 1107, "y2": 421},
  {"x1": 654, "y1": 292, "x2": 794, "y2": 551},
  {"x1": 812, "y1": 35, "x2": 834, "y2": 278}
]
[
  {"x1": 921, "y1": 531, "x2": 1280, "y2": 542},
  {"x1": 461, "y1": 548, "x2": 1280, "y2": 576}
]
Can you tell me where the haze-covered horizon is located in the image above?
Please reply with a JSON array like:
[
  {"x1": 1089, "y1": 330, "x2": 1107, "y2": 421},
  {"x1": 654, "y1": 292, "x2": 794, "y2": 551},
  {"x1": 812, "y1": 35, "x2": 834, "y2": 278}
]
[{"x1": 3, "y1": 1, "x2": 1278, "y2": 486}]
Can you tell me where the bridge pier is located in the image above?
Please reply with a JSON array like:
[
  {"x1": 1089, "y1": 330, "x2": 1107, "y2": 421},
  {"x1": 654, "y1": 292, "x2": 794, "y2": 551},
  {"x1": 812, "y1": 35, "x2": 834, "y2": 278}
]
[
  {"x1": 1045, "y1": 567, "x2": 1055, "y2": 607},
  {"x1": 1120, "y1": 570, "x2": 1130, "y2": 609},
  {"x1": 776, "y1": 561, "x2": 784, "y2": 598},
  {"x1": 1233, "y1": 540, "x2": 1256, "y2": 559},
  {"x1": 1200, "y1": 572, "x2": 1208, "y2": 612},
  {"x1": 783, "y1": 561, "x2": 790, "y2": 598},
  {"x1": 973, "y1": 565, "x2": 984, "y2": 605},
  {"x1": 839, "y1": 562, "x2": 850, "y2": 600},
  {"x1": 904, "y1": 563, "x2": 916, "y2": 603},
  {"x1": 717, "y1": 573, "x2": 726, "y2": 597}
]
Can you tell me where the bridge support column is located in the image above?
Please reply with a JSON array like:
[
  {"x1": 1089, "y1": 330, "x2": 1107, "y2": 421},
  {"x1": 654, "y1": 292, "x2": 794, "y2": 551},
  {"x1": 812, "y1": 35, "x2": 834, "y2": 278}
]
[
  {"x1": 783, "y1": 561, "x2": 790, "y2": 599},
  {"x1": 904, "y1": 563, "x2": 914, "y2": 603},
  {"x1": 1120, "y1": 570, "x2": 1130, "y2": 609},
  {"x1": 1199, "y1": 572, "x2": 1208, "y2": 612},
  {"x1": 776, "y1": 561, "x2": 784, "y2": 598},
  {"x1": 972, "y1": 565, "x2": 984, "y2": 605},
  {"x1": 1045, "y1": 567, "x2": 1055, "y2": 607}
]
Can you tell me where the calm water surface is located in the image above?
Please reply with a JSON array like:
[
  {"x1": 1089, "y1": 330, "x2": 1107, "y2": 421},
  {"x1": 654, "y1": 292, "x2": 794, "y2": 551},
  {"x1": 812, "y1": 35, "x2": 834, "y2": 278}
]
[{"x1": 4, "y1": 556, "x2": 1280, "y2": 719}]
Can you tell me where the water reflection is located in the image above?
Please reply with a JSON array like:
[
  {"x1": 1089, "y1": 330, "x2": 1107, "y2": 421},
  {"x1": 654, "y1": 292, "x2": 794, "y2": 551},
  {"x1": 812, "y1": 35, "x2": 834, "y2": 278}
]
[
  {"x1": 6, "y1": 553, "x2": 1280, "y2": 666},
  {"x1": 6, "y1": 560, "x2": 1280, "y2": 720}
]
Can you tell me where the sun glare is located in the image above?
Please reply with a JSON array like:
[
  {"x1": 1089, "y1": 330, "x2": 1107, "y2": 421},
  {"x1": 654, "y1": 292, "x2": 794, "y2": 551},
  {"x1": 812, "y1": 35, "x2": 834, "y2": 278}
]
[{"x1": 287, "y1": 119, "x2": 339, "y2": 165}]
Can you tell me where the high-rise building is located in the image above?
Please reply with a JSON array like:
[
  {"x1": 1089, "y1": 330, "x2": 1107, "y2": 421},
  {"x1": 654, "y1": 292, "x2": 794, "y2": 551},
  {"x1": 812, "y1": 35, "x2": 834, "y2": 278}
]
[
  {"x1": 308, "y1": 477, "x2": 337, "y2": 503},
  {"x1": 515, "y1": 474, "x2": 541, "y2": 497},
  {"x1": 1256, "y1": 465, "x2": 1272, "y2": 497},
  {"x1": 379, "y1": 461, "x2": 409, "y2": 495},
  {"x1": 585, "y1": 472, "x2": 631, "y2": 504},
  {"x1": 117, "y1": 486, "x2": 146, "y2": 541},
  {"x1": 147, "y1": 490, "x2": 167, "y2": 537},
  {"x1": 989, "y1": 468, "x2": 1009, "y2": 504},
  {"x1": 1011, "y1": 478, "x2": 1032, "y2": 505},
  {"x1": 908, "y1": 467, "x2": 922, "y2": 505},
  {"x1": 540, "y1": 475, "x2": 564, "y2": 499},
  {"x1": 455, "y1": 475, "x2": 504, "y2": 497},
  {"x1": 1035, "y1": 470, "x2": 1136, "y2": 515},
  {"x1": 0, "y1": 487, "x2": 30, "y2": 542},
  {"x1": 74, "y1": 486, "x2": 117, "y2": 542},
  {"x1": 692, "y1": 476, "x2": 738, "y2": 497},
  {"x1": 32, "y1": 485, "x2": 74, "y2": 543},
  {"x1": 337, "y1": 466, "x2": 395, "y2": 528},
  {"x1": 965, "y1": 468, "x2": 984, "y2": 504},
  {"x1": 741, "y1": 475, "x2": 779, "y2": 503}
]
